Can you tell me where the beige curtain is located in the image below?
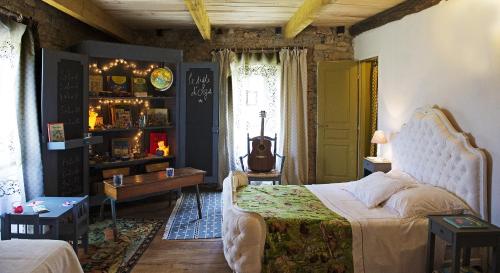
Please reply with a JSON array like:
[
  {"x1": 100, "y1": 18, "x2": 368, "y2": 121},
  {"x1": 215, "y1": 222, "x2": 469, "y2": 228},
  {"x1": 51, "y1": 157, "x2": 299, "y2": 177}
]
[
  {"x1": 212, "y1": 49, "x2": 236, "y2": 187},
  {"x1": 279, "y1": 48, "x2": 308, "y2": 185}
]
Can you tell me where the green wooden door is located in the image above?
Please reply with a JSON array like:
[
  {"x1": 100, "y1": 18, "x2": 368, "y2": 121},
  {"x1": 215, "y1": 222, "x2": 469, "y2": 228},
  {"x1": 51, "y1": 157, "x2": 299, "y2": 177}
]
[{"x1": 316, "y1": 61, "x2": 359, "y2": 183}]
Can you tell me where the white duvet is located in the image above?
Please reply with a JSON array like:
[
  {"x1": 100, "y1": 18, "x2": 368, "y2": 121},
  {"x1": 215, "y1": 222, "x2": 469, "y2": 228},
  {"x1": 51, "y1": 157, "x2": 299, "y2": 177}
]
[
  {"x1": 0, "y1": 240, "x2": 83, "y2": 273},
  {"x1": 223, "y1": 174, "x2": 445, "y2": 273}
]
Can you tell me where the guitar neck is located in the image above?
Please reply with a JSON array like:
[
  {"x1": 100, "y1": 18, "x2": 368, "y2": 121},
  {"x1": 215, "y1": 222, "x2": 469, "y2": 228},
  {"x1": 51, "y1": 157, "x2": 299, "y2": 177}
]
[{"x1": 260, "y1": 116, "x2": 265, "y2": 137}]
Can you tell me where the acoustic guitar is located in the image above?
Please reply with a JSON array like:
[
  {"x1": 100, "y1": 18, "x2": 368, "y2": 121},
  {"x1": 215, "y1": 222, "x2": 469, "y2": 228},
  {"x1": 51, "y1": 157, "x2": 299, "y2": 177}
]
[{"x1": 248, "y1": 111, "x2": 274, "y2": 172}]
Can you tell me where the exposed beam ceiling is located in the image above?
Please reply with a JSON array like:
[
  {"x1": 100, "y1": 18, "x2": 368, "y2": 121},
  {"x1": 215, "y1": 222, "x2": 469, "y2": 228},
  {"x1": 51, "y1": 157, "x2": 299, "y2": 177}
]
[
  {"x1": 349, "y1": 0, "x2": 443, "y2": 36},
  {"x1": 283, "y1": 0, "x2": 332, "y2": 39},
  {"x1": 42, "y1": 0, "x2": 133, "y2": 42},
  {"x1": 184, "y1": 0, "x2": 211, "y2": 40}
]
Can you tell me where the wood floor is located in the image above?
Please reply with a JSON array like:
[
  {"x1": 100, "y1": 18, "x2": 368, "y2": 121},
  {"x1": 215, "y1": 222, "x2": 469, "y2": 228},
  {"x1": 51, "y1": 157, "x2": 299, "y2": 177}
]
[{"x1": 99, "y1": 189, "x2": 232, "y2": 273}]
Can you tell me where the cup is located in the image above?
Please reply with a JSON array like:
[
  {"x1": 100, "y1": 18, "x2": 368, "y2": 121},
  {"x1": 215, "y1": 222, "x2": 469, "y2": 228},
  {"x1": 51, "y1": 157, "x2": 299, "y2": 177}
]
[
  {"x1": 113, "y1": 174, "x2": 123, "y2": 186},
  {"x1": 166, "y1": 168, "x2": 175, "y2": 177}
]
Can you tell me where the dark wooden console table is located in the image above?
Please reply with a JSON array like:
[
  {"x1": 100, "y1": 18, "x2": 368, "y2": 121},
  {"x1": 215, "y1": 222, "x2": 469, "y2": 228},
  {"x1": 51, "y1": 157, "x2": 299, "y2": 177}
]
[{"x1": 103, "y1": 167, "x2": 206, "y2": 239}]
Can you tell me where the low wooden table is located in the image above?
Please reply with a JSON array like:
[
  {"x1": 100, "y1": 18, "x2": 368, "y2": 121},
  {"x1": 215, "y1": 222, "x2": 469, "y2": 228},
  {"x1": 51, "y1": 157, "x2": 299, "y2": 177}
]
[{"x1": 103, "y1": 167, "x2": 206, "y2": 239}]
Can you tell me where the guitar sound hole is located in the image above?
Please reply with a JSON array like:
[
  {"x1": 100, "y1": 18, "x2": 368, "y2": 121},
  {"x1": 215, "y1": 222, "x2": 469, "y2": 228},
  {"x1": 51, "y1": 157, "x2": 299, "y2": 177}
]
[{"x1": 258, "y1": 145, "x2": 266, "y2": 151}]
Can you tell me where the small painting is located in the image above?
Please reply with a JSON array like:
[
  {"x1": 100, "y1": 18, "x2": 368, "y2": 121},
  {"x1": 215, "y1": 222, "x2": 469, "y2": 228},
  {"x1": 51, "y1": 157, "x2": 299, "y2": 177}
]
[
  {"x1": 48, "y1": 123, "x2": 65, "y2": 142},
  {"x1": 146, "y1": 108, "x2": 169, "y2": 126},
  {"x1": 111, "y1": 138, "x2": 130, "y2": 157},
  {"x1": 149, "y1": 132, "x2": 167, "y2": 155}
]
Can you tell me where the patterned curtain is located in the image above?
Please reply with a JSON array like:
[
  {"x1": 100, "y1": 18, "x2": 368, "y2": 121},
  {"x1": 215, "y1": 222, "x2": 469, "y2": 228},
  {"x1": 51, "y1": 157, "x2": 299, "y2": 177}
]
[
  {"x1": 230, "y1": 52, "x2": 281, "y2": 170},
  {"x1": 211, "y1": 49, "x2": 236, "y2": 187},
  {"x1": 369, "y1": 62, "x2": 379, "y2": 157},
  {"x1": 0, "y1": 18, "x2": 43, "y2": 214}
]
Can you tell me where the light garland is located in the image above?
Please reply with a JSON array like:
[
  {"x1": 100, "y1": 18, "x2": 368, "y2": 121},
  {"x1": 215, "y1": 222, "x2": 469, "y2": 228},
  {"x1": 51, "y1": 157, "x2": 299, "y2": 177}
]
[
  {"x1": 96, "y1": 98, "x2": 149, "y2": 109},
  {"x1": 89, "y1": 59, "x2": 160, "y2": 77},
  {"x1": 132, "y1": 130, "x2": 143, "y2": 154}
]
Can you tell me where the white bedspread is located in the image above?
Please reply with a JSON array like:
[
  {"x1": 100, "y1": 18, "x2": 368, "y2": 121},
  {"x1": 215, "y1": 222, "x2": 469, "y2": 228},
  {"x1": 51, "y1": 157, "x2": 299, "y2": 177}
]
[
  {"x1": 307, "y1": 182, "x2": 437, "y2": 273},
  {"x1": 0, "y1": 240, "x2": 83, "y2": 273}
]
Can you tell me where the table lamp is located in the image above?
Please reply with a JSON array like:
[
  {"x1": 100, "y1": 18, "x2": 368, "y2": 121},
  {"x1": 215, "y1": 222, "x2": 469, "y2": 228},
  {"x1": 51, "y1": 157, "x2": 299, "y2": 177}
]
[{"x1": 370, "y1": 130, "x2": 388, "y2": 162}]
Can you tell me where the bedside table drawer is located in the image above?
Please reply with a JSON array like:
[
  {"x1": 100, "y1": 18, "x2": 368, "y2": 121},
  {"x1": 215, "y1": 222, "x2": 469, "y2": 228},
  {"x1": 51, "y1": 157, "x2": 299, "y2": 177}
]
[{"x1": 430, "y1": 221, "x2": 453, "y2": 242}]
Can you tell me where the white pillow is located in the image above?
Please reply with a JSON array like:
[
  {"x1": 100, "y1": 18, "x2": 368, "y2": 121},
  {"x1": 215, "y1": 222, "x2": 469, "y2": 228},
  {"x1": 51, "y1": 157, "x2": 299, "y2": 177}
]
[
  {"x1": 384, "y1": 184, "x2": 470, "y2": 218},
  {"x1": 344, "y1": 172, "x2": 416, "y2": 208}
]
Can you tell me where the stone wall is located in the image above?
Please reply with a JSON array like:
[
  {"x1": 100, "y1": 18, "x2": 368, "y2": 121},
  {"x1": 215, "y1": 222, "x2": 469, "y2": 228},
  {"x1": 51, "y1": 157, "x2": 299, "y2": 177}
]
[
  {"x1": 139, "y1": 27, "x2": 354, "y2": 183},
  {"x1": 0, "y1": 0, "x2": 114, "y2": 49}
]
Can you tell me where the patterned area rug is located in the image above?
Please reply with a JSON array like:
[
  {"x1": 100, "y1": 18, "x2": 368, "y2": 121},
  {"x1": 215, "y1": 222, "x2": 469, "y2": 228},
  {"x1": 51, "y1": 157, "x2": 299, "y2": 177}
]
[
  {"x1": 163, "y1": 191, "x2": 222, "y2": 240},
  {"x1": 80, "y1": 218, "x2": 163, "y2": 273}
]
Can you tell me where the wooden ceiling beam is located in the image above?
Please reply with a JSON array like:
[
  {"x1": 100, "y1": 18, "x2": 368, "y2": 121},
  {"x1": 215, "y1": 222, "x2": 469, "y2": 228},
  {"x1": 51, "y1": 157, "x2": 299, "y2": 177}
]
[
  {"x1": 349, "y1": 0, "x2": 443, "y2": 37},
  {"x1": 184, "y1": 0, "x2": 211, "y2": 40},
  {"x1": 284, "y1": 0, "x2": 332, "y2": 39},
  {"x1": 42, "y1": 0, "x2": 133, "y2": 42}
]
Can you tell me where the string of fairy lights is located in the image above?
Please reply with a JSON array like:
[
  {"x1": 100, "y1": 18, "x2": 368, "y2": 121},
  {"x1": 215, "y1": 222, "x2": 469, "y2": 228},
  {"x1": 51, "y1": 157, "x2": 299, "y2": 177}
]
[{"x1": 89, "y1": 59, "x2": 160, "y2": 77}]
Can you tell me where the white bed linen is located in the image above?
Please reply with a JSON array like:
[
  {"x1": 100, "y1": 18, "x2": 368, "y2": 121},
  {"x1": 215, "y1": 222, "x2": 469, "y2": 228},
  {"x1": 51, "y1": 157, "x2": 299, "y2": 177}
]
[
  {"x1": 0, "y1": 240, "x2": 83, "y2": 273},
  {"x1": 307, "y1": 182, "x2": 442, "y2": 273}
]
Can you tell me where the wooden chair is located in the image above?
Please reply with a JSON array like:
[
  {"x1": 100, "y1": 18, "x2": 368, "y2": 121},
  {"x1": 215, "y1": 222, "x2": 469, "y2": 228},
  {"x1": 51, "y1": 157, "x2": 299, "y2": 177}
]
[
  {"x1": 1, "y1": 213, "x2": 47, "y2": 240},
  {"x1": 239, "y1": 133, "x2": 286, "y2": 185},
  {"x1": 100, "y1": 167, "x2": 130, "y2": 219},
  {"x1": 59, "y1": 196, "x2": 89, "y2": 254}
]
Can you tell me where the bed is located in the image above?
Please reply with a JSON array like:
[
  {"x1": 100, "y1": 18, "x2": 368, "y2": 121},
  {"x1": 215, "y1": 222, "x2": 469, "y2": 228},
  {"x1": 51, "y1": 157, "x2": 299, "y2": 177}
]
[
  {"x1": 0, "y1": 240, "x2": 83, "y2": 273},
  {"x1": 222, "y1": 106, "x2": 487, "y2": 273}
]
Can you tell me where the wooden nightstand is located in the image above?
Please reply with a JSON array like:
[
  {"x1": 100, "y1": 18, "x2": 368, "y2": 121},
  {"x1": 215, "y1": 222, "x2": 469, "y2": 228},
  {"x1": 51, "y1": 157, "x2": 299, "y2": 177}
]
[
  {"x1": 426, "y1": 215, "x2": 500, "y2": 273},
  {"x1": 363, "y1": 157, "x2": 391, "y2": 177}
]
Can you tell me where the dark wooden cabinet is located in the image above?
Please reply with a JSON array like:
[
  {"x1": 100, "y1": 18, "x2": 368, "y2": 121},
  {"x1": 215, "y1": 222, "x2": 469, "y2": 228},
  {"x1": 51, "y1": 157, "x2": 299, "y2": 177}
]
[{"x1": 41, "y1": 41, "x2": 220, "y2": 201}]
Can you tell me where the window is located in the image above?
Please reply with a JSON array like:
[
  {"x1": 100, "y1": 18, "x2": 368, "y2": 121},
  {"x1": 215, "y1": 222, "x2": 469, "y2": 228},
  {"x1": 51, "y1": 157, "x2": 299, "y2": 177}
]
[{"x1": 231, "y1": 54, "x2": 281, "y2": 169}]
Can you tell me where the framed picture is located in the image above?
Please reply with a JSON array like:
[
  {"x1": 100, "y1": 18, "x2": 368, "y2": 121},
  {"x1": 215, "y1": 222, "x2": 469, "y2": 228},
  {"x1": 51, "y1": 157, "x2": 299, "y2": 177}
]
[
  {"x1": 111, "y1": 106, "x2": 132, "y2": 128},
  {"x1": 106, "y1": 75, "x2": 130, "y2": 96},
  {"x1": 146, "y1": 108, "x2": 169, "y2": 126},
  {"x1": 149, "y1": 132, "x2": 167, "y2": 155},
  {"x1": 89, "y1": 75, "x2": 103, "y2": 96},
  {"x1": 111, "y1": 138, "x2": 130, "y2": 157},
  {"x1": 47, "y1": 123, "x2": 65, "y2": 142},
  {"x1": 132, "y1": 77, "x2": 148, "y2": 97}
]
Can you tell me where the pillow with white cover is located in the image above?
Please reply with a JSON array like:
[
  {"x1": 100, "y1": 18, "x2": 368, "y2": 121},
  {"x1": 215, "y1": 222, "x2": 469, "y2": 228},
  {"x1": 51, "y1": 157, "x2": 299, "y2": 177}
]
[
  {"x1": 344, "y1": 172, "x2": 416, "y2": 208},
  {"x1": 384, "y1": 184, "x2": 470, "y2": 218}
]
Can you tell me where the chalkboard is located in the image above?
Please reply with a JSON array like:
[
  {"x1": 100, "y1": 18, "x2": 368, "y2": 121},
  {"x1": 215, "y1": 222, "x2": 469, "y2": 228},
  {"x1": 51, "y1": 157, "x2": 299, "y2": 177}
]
[
  {"x1": 181, "y1": 64, "x2": 219, "y2": 183},
  {"x1": 57, "y1": 59, "x2": 84, "y2": 139},
  {"x1": 57, "y1": 149, "x2": 84, "y2": 196},
  {"x1": 41, "y1": 49, "x2": 88, "y2": 197}
]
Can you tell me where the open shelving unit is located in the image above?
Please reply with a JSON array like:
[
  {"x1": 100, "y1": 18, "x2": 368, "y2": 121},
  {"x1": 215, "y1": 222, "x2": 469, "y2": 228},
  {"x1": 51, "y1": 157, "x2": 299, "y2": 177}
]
[{"x1": 73, "y1": 41, "x2": 184, "y2": 203}]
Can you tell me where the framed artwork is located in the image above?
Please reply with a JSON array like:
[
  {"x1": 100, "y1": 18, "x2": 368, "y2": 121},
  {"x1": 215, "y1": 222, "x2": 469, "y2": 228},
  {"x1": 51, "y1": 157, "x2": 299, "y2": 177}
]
[
  {"x1": 132, "y1": 77, "x2": 148, "y2": 97},
  {"x1": 47, "y1": 123, "x2": 65, "y2": 142},
  {"x1": 146, "y1": 108, "x2": 169, "y2": 126},
  {"x1": 149, "y1": 132, "x2": 167, "y2": 155},
  {"x1": 111, "y1": 138, "x2": 130, "y2": 157},
  {"x1": 89, "y1": 75, "x2": 103, "y2": 96}
]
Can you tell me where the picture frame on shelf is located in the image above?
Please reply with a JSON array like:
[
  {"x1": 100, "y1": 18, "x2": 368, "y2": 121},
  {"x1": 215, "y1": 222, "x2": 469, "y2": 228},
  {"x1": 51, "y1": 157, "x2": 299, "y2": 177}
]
[
  {"x1": 106, "y1": 75, "x2": 130, "y2": 96},
  {"x1": 132, "y1": 77, "x2": 148, "y2": 97},
  {"x1": 111, "y1": 138, "x2": 130, "y2": 158},
  {"x1": 149, "y1": 132, "x2": 167, "y2": 155},
  {"x1": 89, "y1": 75, "x2": 103, "y2": 96},
  {"x1": 111, "y1": 106, "x2": 132, "y2": 129},
  {"x1": 146, "y1": 108, "x2": 169, "y2": 126},
  {"x1": 47, "y1": 123, "x2": 65, "y2": 142}
]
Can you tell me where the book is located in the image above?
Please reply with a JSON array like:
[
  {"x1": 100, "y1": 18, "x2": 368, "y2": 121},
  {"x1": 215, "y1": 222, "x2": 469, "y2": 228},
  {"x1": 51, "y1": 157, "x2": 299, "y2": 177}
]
[
  {"x1": 47, "y1": 123, "x2": 65, "y2": 142},
  {"x1": 146, "y1": 108, "x2": 169, "y2": 126},
  {"x1": 443, "y1": 216, "x2": 489, "y2": 229},
  {"x1": 32, "y1": 204, "x2": 49, "y2": 213}
]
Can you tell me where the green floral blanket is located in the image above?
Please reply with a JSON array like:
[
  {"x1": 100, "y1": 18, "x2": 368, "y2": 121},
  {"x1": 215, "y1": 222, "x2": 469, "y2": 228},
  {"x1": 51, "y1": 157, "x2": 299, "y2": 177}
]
[{"x1": 236, "y1": 185, "x2": 353, "y2": 273}]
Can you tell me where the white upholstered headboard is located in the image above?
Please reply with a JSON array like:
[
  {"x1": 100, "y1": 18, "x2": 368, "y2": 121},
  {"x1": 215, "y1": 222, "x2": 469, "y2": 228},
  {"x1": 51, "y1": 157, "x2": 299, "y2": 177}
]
[{"x1": 391, "y1": 106, "x2": 488, "y2": 220}]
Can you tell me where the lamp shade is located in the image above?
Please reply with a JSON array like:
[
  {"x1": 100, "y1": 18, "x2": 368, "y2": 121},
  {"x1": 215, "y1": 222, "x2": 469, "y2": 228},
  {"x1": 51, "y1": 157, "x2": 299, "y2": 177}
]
[{"x1": 371, "y1": 130, "x2": 388, "y2": 144}]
